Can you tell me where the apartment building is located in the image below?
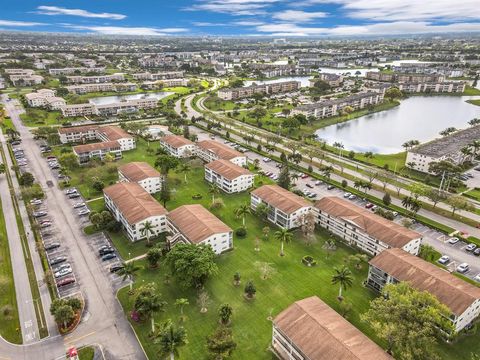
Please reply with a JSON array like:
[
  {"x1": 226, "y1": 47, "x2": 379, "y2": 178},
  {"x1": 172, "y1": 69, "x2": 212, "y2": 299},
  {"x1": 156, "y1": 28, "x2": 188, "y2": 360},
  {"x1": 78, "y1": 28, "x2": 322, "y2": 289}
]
[
  {"x1": 218, "y1": 81, "x2": 300, "y2": 100},
  {"x1": 97, "y1": 126, "x2": 136, "y2": 151},
  {"x1": 60, "y1": 103, "x2": 97, "y2": 117},
  {"x1": 104, "y1": 182, "x2": 168, "y2": 242},
  {"x1": 398, "y1": 81, "x2": 465, "y2": 93},
  {"x1": 272, "y1": 296, "x2": 393, "y2": 360},
  {"x1": 159, "y1": 135, "x2": 197, "y2": 158},
  {"x1": 314, "y1": 197, "x2": 421, "y2": 256},
  {"x1": 366, "y1": 71, "x2": 445, "y2": 83},
  {"x1": 292, "y1": 92, "x2": 384, "y2": 119},
  {"x1": 309, "y1": 73, "x2": 343, "y2": 88},
  {"x1": 66, "y1": 73, "x2": 125, "y2": 84},
  {"x1": 167, "y1": 204, "x2": 233, "y2": 254},
  {"x1": 405, "y1": 124, "x2": 480, "y2": 174},
  {"x1": 73, "y1": 141, "x2": 122, "y2": 164},
  {"x1": 9, "y1": 73, "x2": 43, "y2": 86},
  {"x1": 66, "y1": 82, "x2": 137, "y2": 94},
  {"x1": 196, "y1": 140, "x2": 247, "y2": 166},
  {"x1": 132, "y1": 71, "x2": 184, "y2": 81},
  {"x1": 58, "y1": 125, "x2": 99, "y2": 143},
  {"x1": 95, "y1": 98, "x2": 158, "y2": 116},
  {"x1": 118, "y1": 162, "x2": 162, "y2": 194},
  {"x1": 48, "y1": 67, "x2": 105, "y2": 75},
  {"x1": 205, "y1": 159, "x2": 255, "y2": 193},
  {"x1": 367, "y1": 248, "x2": 480, "y2": 333},
  {"x1": 250, "y1": 185, "x2": 312, "y2": 229}
]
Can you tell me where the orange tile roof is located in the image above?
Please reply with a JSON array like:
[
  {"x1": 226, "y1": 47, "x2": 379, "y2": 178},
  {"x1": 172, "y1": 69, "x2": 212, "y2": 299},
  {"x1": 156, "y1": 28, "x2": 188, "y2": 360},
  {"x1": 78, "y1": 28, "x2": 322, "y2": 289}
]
[
  {"x1": 118, "y1": 162, "x2": 160, "y2": 182},
  {"x1": 160, "y1": 135, "x2": 194, "y2": 148},
  {"x1": 73, "y1": 140, "x2": 120, "y2": 154},
  {"x1": 205, "y1": 159, "x2": 252, "y2": 180},
  {"x1": 251, "y1": 184, "x2": 310, "y2": 214},
  {"x1": 197, "y1": 140, "x2": 243, "y2": 160}
]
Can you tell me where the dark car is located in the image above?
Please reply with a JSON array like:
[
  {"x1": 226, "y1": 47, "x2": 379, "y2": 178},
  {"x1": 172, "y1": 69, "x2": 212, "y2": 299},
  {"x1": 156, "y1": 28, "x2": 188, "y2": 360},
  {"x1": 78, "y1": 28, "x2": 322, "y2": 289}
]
[
  {"x1": 101, "y1": 253, "x2": 117, "y2": 261},
  {"x1": 56, "y1": 277, "x2": 75, "y2": 287},
  {"x1": 49, "y1": 256, "x2": 67, "y2": 266},
  {"x1": 473, "y1": 248, "x2": 480, "y2": 256},
  {"x1": 305, "y1": 183, "x2": 313, "y2": 189},
  {"x1": 68, "y1": 193, "x2": 80, "y2": 199},
  {"x1": 109, "y1": 264, "x2": 124, "y2": 273},
  {"x1": 44, "y1": 242, "x2": 61, "y2": 251},
  {"x1": 99, "y1": 247, "x2": 115, "y2": 256},
  {"x1": 327, "y1": 185, "x2": 335, "y2": 190}
]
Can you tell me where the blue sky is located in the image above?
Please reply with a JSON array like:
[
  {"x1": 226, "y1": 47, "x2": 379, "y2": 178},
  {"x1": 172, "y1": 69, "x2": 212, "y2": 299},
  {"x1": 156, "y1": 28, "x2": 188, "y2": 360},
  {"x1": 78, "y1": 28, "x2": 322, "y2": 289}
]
[{"x1": 1, "y1": 0, "x2": 479, "y2": 37}]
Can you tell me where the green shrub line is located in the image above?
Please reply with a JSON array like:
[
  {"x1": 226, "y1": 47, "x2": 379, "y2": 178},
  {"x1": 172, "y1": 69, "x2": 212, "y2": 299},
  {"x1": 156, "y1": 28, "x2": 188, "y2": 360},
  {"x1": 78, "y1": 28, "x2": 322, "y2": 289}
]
[{"x1": 2, "y1": 143, "x2": 49, "y2": 338}]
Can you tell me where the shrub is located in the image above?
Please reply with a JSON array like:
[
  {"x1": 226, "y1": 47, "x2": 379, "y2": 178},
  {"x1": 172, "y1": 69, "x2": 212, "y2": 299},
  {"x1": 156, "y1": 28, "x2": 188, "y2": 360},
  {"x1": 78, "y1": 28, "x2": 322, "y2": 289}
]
[
  {"x1": 301, "y1": 255, "x2": 317, "y2": 267},
  {"x1": 192, "y1": 193, "x2": 202, "y2": 200},
  {"x1": 235, "y1": 227, "x2": 247, "y2": 237}
]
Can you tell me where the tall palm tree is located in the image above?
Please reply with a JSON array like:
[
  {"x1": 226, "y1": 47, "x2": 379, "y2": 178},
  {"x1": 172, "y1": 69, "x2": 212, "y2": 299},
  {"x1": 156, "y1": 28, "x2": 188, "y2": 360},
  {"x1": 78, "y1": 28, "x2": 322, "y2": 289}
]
[
  {"x1": 153, "y1": 320, "x2": 187, "y2": 360},
  {"x1": 209, "y1": 183, "x2": 220, "y2": 202},
  {"x1": 331, "y1": 266, "x2": 353, "y2": 299},
  {"x1": 136, "y1": 286, "x2": 167, "y2": 332},
  {"x1": 234, "y1": 203, "x2": 250, "y2": 227},
  {"x1": 118, "y1": 261, "x2": 141, "y2": 292},
  {"x1": 140, "y1": 221, "x2": 156, "y2": 246},
  {"x1": 273, "y1": 228, "x2": 293, "y2": 257},
  {"x1": 177, "y1": 163, "x2": 191, "y2": 184}
]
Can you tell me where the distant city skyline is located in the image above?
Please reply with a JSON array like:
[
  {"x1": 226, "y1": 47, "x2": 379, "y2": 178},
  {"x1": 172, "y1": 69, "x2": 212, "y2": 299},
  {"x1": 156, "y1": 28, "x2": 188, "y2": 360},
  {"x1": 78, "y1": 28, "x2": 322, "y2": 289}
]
[{"x1": 1, "y1": 0, "x2": 480, "y2": 37}]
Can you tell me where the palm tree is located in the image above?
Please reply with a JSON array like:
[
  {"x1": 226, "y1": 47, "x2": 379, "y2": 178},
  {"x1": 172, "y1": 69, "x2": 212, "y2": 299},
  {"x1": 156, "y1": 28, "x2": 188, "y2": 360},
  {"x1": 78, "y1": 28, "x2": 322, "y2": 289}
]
[
  {"x1": 290, "y1": 172, "x2": 299, "y2": 185},
  {"x1": 177, "y1": 163, "x2": 191, "y2": 184},
  {"x1": 0, "y1": 163, "x2": 5, "y2": 175},
  {"x1": 136, "y1": 287, "x2": 167, "y2": 332},
  {"x1": 273, "y1": 228, "x2": 293, "y2": 256},
  {"x1": 140, "y1": 221, "x2": 156, "y2": 246},
  {"x1": 234, "y1": 203, "x2": 250, "y2": 227},
  {"x1": 470, "y1": 140, "x2": 480, "y2": 156},
  {"x1": 153, "y1": 320, "x2": 187, "y2": 360},
  {"x1": 209, "y1": 183, "x2": 220, "y2": 202},
  {"x1": 118, "y1": 261, "x2": 141, "y2": 293},
  {"x1": 331, "y1": 266, "x2": 353, "y2": 300}
]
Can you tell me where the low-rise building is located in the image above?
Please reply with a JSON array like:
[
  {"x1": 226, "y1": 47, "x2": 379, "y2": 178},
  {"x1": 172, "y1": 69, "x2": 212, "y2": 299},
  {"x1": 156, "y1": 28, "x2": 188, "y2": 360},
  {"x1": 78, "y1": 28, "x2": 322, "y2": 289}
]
[
  {"x1": 73, "y1": 141, "x2": 122, "y2": 164},
  {"x1": 25, "y1": 89, "x2": 66, "y2": 110},
  {"x1": 60, "y1": 103, "x2": 97, "y2": 117},
  {"x1": 397, "y1": 81, "x2": 465, "y2": 93},
  {"x1": 367, "y1": 248, "x2": 480, "y2": 333},
  {"x1": 205, "y1": 159, "x2": 255, "y2": 193},
  {"x1": 167, "y1": 204, "x2": 233, "y2": 254},
  {"x1": 104, "y1": 182, "x2": 168, "y2": 242},
  {"x1": 218, "y1": 81, "x2": 300, "y2": 100},
  {"x1": 132, "y1": 71, "x2": 184, "y2": 81},
  {"x1": 313, "y1": 197, "x2": 421, "y2": 256},
  {"x1": 60, "y1": 98, "x2": 157, "y2": 117},
  {"x1": 66, "y1": 82, "x2": 137, "y2": 94},
  {"x1": 272, "y1": 296, "x2": 393, "y2": 360},
  {"x1": 96, "y1": 126, "x2": 136, "y2": 151},
  {"x1": 405, "y1": 124, "x2": 480, "y2": 174},
  {"x1": 196, "y1": 140, "x2": 247, "y2": 166},
  {"x1": 366, "y1": 72, "x2": 445, "y2": 83},
  {"x1": 309, "y1": 73, "x2": 343, "y2": 88},
  {"x1": 159, "y1": 135, "x2": 196, "y2": 158},
  {"x1": 250, "y1": 185, "x2": 312, "y2": 229},
  {"x1": 58, "y1": 124, "x2": 100, "y2": 143},
  {"x1": 66, "y1": 73, "x2": 124, "y2": 84},
  {"x1": 48, "y1": 67, "x2": 105, "y2": 75},
  {"x1": 9, "y1": 74, "x2": 43, "y2": 86},
  {"x1": 118, "y1": 162, "x2": 161, "y2": 194}
]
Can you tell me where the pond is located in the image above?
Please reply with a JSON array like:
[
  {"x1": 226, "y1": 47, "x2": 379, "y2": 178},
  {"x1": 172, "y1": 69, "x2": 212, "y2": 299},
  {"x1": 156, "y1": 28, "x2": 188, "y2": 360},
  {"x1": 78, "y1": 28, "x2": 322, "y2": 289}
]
[
  {"x1": 315, "y1": 96, "x2": 480, "y2": 154},
  {"x1": 88, "y1": 92, "x2": 173, "y2": 105}
]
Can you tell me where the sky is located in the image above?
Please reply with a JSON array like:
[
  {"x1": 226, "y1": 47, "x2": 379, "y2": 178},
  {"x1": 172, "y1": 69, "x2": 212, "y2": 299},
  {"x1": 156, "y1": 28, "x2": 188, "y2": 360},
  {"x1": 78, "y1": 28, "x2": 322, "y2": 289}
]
[{"x1": 1, "y1": 0, "x2": 480, "y2": 37}]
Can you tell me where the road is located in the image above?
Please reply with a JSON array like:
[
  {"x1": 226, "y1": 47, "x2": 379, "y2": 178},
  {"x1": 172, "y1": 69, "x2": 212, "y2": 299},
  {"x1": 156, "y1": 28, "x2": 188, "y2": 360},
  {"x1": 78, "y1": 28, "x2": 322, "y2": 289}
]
[{"x1": 0, "y1": 96, "x2": 147, "y2": 360}]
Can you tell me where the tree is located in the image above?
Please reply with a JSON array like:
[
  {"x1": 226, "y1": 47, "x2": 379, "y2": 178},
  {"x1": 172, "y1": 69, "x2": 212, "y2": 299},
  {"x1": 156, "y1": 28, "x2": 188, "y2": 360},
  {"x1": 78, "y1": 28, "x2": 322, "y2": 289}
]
[
  {"x1": 146, "y1": 247, "x2": 162, "y2": 268},
  {"x1": 446, "y1": 195, "x2": 474, "y2": 216},
  {"x1": 233, "y1": 272, "x2": 241, "y2": 286},
  {"x1": 91, "y1": 177, "x2": 105, "y2": 192},
  {"x1": 244, "y1": 280, "x2": 256, "y2": 299},
  {"x1": 134, "y1": 282, "x2": 166, "y2": 332},
  {"x1": 382, "y1": 193, "x2": 391, "y2": 206},
  {"x1": 0, "y1": 163, "x2": 5, "y2": 175},
  {"x1": 361, "y1": 282, "x2": 453, "y2": 359},
  {"x1": 299, "y1": 211, "x2": 316, "y2": 245},
  {"x1": 153, "y1": 319, "x2": 187, "y2": 360},
  {"x1": 155, "y1": 155, "x2": 180, "y2": 178},
  {"x1": 439, "y1": 127, "x2": 457, "y2": 137},
  {"x1": 140, "y1": 220, "x2": 156, "y2": 246},
  {"x1": 218, "y1": 304, "x2": 233, "y2": 325},
  {"x1": 262, "y1": 226, "x2": 270, "y2": 240},
  {"x1": 159, "y1": 178, "x2": 171, "y2": 207},
  {"x1": 384, "y1": 87, "x2": 403, "y2": 100},
  {"x1": 19, "y1": 172, "x2": 34, "y2": 186},
  {"x1": 209, "y1": 183, "x2": 220, "y2": 202},
  {"x1": 165, "y1": 244, "x2": 218, "y2": 289},
  {"x1": 425, "y1": 189, "x2": 447, "y2": 208},
  {"x1": 206, "y1": 326, "x2": 237, "y2": 360},
  {"x1": 234, "y1": 203, "x2": 250, "y2": 227},
  {"x1": 177, "y1": 162, "x2": 191, "y2": 183},
  {"x1": 346, "y1": 254, "x2": 368, "y2": 270},
  {"x1": 273, "y1": 228, "x2": 293, "y2": 256},
  {"x1": 322, "y1": 239, "x2": 337, "y2": 259},
  {"x1": 175, "y1": 298, "x2": 189, "y2": 320},
  {"x1": 58, "y1": 152, "x2": 78, "y2": 170},
  {"x1": 277, "y1": 165, "x2": 291, "y2": 189},
  {"x1": 118, "y1": 261, "x2": 141, "y2": 293},
  {"x1": 255, "y1": 261, "x2": 276, "y2": 280},
  {"x1": 331, "y1": 266, "x2": 353, "y2": 300},
  {"x1": 250, "y1": 106, "x2": 267, "y2": 122},
  {"x1": 197, "y1": 290, "x2": 211, "y2": 313},
  {"x1": 52, "y1": 304, "x2": 75, "y2": 329},
  {"x1": 419, "y1": 244, "x2": 439, "y2": 262},
  {"x1": 255, "y1": 203, "x2": 269, "y2": 221}
]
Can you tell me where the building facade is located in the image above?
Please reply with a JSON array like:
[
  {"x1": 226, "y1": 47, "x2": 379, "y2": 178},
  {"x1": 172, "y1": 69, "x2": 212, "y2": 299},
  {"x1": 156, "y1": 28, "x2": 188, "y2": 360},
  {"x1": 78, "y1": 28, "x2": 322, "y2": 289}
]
[
  {"x1": 159, "y1": 135, "x2": 197, "y2": 158},
  {"x1": 196, "y1": 140, "x2": 247, "y2": 166},
  {"x1": 118, "y1": 162, "x2": 162, "y2": 194},
  {"x1": 204, "y1": 159, "x2": 255, "y2": 193}
]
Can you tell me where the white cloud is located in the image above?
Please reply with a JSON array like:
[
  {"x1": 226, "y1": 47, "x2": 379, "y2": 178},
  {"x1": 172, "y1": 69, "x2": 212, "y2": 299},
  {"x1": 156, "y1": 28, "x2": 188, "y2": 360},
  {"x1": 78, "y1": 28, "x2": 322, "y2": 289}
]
[
  {"x1": 256, "y1": 21, "x2": 480, "y2": 36},
  {"x1": 64, "y1": 25, "x2": 188, "y2": 36},
  {"x1": 233, "y1": 20, "x2": 265, "y2": 26},
  {"x1": 272, "y1": 10, "x2": 328, "y2": 22},
  {"x1": 184, "y1": 0, "x2": 280, "y2": 16},
  {"x1": 37, "y1": 6, "x2": 126, "y2": 20},
  {"x1": 291, "y1": 0, "x2": 480, "y2": 22},
  {"x1": 0, "y1": 20, "x2": 44, "y2": 27}
]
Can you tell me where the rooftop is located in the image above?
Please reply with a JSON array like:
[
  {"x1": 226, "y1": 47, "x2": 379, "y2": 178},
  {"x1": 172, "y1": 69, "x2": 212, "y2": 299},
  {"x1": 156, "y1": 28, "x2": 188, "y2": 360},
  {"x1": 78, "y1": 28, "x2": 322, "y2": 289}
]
[
  {"x1": 205, "y1": 159, "x2": 252, "y2": 180},
  {"x1": 251, "y1": 184, "x2": 310, "y2": 214},
  {"x1": 197, "y1": 140, "x2": 244, "y2": 161},
  {"x1": 73, "y1": 140, "x2": 120, "y2": 154},
  {"x1": 274, "y1": 296, "x2": 393, "y2": 360},
  {"x1": 314, "y1": 197, "x2": 421, "y2": 248},
  {"x1": 160, "y1": 134, "x2": 194, "y2": 148},
  {"x1": 118, "y1": 162, "x2": 160, "y2": 182},
  {"x1": 103, "y1": 182, "x2": 167, "y2": 225},
  {"x1": 370, "y1": 248, "x2": 480, "y2": 316}
]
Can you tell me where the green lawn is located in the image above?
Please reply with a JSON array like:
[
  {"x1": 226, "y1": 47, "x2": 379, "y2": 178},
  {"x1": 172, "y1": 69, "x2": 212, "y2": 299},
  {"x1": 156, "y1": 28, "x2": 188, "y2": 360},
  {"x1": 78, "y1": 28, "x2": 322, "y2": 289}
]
[
  {"x1": 78, "y1": 346, "x2": 95, "y2": 360},
  {"x1": 464, "y1": 188, "x2": 480, "y2": 201},
  {"x1": 467, "y1": 99, "x2": 480, "y2": 107},
  {"x1": 163, "y1": 87, "x2": 192, "y2": 95},
  {"x1": 108, "y1": 230, "x2": 166, "y2": 260},
  {"x1": 354, "y1": 151, "x2": 406, "y2": 171},
  {"x1": 86, "y1": 198, "x2": 106, "y2": 213},
  {"x1": 19, "y1": 108, "x2": 65, "y2": 127},
  {"x1": 0, "y1": 199, "x2": 22, "y2": 344},
  {"x1": 463, "y1": 86, "x2": 480, "y2": 96}
]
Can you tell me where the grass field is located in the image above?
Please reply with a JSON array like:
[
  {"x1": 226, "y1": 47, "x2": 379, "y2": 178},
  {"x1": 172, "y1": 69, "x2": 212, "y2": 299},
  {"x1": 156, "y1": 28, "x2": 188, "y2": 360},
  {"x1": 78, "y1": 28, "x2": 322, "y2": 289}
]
[
  {"x1": 19, "y1": 108, "x2": 64, "y2": 127},
  {"x1": 463, "y1": 86, "x2": 480, "y2": 96},
  {"x1": 467, "y1": 99, "x2": 480, "y2": 107},
  {"x1": 78, "y1": 346, "x2": 95, "y2": 360},
  {"x1": 0, "y1": 199, "x2": 22, "y2": 344}
]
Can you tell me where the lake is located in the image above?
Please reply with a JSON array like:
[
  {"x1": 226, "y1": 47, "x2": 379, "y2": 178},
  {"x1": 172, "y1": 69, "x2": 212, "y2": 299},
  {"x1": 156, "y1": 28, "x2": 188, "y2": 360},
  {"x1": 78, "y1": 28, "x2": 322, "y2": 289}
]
[
  {"x1": 88, "y1": 92, "x2": 173, "y2": 105},
  {"x1": 315, "y1": 96, "x2": 480, "y2": 154}
]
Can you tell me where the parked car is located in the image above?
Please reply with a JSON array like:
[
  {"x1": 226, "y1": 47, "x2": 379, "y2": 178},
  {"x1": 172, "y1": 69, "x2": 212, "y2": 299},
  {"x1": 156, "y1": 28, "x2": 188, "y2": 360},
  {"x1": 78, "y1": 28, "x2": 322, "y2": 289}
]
[
  {"x1": 474, "y1": 274, "x2": 480, "y2": 283},
  {"x1": 53, "y1": 263, "x2": 71, "y2": 273},
  {"x1": 49, "y1": 256, "x2": 67, "y2": 266},
  {"x1": 315, "y1": 180, "x2": 322, "y2": 186},
  {"x1": 300, "y1": 174, "x2": 309, "y2": 179},
  {"x1": 456, "y1": 263, "x2": 470, "y2": 273},
  {"x1": 371, "y1": 205, "x2": 378, "y2": 211},
  {"x1": 327, "y1": 185, "x2": 335, "y2": 190},
  {"x1": 33, "y1": 211, "x2": 47, "y2": 218},
  {"x1": 109, "y1": 264, "x2": 124, "y2": 273},
  {"x1": 57, "y1": 277, "x2": 75, "y2": 287},
  {"x1": 46, "y1": 156, "x2": 56, "y2": 160},
  {"x1": 447, "y1": 237, "x2": 460, "y2": 245},
  {"x1": 40, "y1": 222, "x2": 52, "y2": 228},
  {"x1": 473, "y1": 248, "x2": 480, "y2": 256},
  {"x1": 438, "y1": 255, "x2": 450, "y2": 264},
  {"x1": 78, "y1": 209, "x2": 90, "y2": 216},
  {"x1": 392, "y1": 211, "x2": 399, "y2": 217},
  {"x1": 365, "y1": 203, "x2": 374, "y2": 209},
  {"x1": 343, "y1": 192, "x2": 351, "y2": 198},
  {"x1": 99, "y1": 247, "x2": 115, "y2": 256},
  {"x1": 65, "y1": 188, "x2": 77, "y2": 195},
  {"x1": 101, "y1": 253, "x2": 117, "y2": 261},
  {"x1": 348, "y1": 194, "x2": 357, "y2": 200},
  {"x1": 262, "y1": 157, "x2": 271, "y2": 162},
  {"x1": 30, "y1": 199, "x2": 42, "y2": 205},
  {"x1": 54, "y1": 268, "x2": 72, "y2": 279},
  {"x1": 73, "y1": 202, "x2": 86, "y2": 209},
  {"x1": 465, "y1": 243, "x2": 477, "y2": 252},
  {"x1": 306, "y1": 183, "x2": 313, "y2": 189},
  {"x1": 68, "y1": 193, "x2": 80, "y2": 199},
  {"x1": 44, "y1": 242, "x2": 61, "y2": 251}
]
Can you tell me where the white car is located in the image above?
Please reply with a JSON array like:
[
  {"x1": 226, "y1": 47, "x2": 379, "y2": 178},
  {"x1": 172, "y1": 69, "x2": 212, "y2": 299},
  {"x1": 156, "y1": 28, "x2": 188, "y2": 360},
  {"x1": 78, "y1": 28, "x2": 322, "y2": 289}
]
[
  {"x1": 343, "y1": 192, "x2": 351, "y2": 198},
  {"x1": 315, "y1": 180, "x2": 322, "y2": 186},
  {"x1": 447, "y1": 237, "x2": 460, "y2": 245},
  {"x1": 262, "y1": 157, "x2": 271, "y2": 162},
  {"x1": 348, "y1": 194, "x2": 357, "y2": 200},
  {"x1": 30, "y1": 199, "x2": 42, "y2": 205},
  {"x1": 465, "y1": 243, "x2": 477, "y2": 252},
  {"x1": 438, "y1": 255, "x2": 450, "y2": 265},
  {"x1": 457, "y1": 263, "x2": 470, "y2": 273},
  {"x1": 73, "y1": 202, "x2": 86, "y2": 209},
  {"x1": 54, "y1": 267, "x2": 73, "y2": 278},
  {"x1": 474, "y1": 274, "x2": 480, "y2": 283}
]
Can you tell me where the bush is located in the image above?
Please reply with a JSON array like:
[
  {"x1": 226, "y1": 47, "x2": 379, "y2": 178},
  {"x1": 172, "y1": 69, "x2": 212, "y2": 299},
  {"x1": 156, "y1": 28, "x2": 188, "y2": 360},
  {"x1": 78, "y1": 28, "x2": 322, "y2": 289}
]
[
  {"x1": 302, "y1": 255, "x2": 317, "y2": 267},
  {"x1": 192, "y1": 193, "x2": 202, "y2": 200},
  {"x1": 235, "y1": 227, "x2": 247, "y2": 237}
]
